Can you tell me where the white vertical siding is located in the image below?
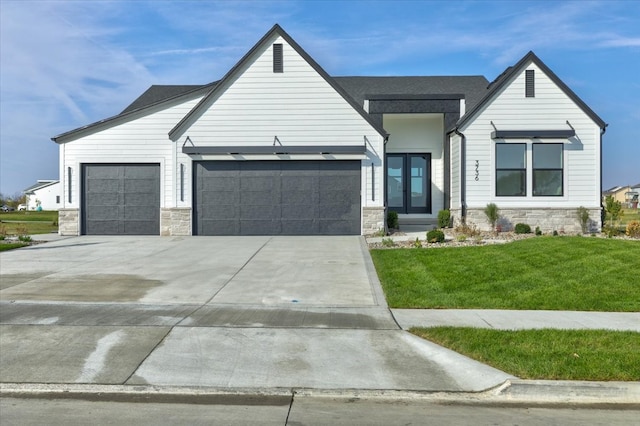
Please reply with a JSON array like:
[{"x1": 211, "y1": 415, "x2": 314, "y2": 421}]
[
  {"x1": 461, "y1": 62, "x2": 601, "y2": 209},
  {"x1": 383, "y1": 114, "x2": 444, "y2": 216},
  {"x1": 60, "y1": 97, "x2": 203, "y2": 209}
]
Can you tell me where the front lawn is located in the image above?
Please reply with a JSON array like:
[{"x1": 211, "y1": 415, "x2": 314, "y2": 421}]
[
  {"x1": 371, "y1": 237, "x2": 639, "y2": 311},
  {"x1": 412, "y1": 327, "x2": 640, "y2": 381},
  {"x1": 0, "y1": 242, "x2": 28, "y2": 252},
  {"x1": 0, "y1": 210, "x2": 58, "y2": 235}
]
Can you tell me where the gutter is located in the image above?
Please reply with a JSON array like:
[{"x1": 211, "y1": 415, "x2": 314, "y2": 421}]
[{"x1": 453, "y1": 128, "x2": 467, "y2": 220}]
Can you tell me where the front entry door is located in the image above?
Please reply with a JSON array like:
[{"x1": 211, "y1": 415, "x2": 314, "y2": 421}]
[{"x1": 386, "y1": 154, "x2": 431, "y2": 214}]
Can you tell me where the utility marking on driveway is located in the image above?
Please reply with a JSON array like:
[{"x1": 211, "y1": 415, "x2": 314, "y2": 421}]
[{"x1": 76, "y1": 330, "x2": 125, "y2": 383}]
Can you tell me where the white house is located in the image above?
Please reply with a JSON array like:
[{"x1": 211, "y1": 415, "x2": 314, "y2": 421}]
[
  {"x1": 23, "y1": 180, "x2": 61, "y2": 211},
  {"x1": 52, "y1": 24, "x2": 606, "y2": 236}
]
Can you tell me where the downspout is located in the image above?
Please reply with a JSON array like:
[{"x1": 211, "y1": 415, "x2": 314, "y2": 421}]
[
  {"x1": 383, "y1": 134, "x2": 389, "y2": 233},
  {"x1": 453, "y1": 128, "x2": 467, "y2": 220},
  {"x1": 599, "y1": 123, "x2": 608, "y2": 229}
]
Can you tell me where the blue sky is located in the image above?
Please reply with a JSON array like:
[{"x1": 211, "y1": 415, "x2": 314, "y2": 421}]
[{"x1": 1, "y1": 0, "x2": 639, "y2": 196}]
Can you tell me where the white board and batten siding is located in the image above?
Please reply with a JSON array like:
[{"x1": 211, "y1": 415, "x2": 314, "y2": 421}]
[
  {"x1": 60, "y1": 97, "x2": 204, "y2": 210},
  {"x1": 449, "y1": 132, "x2": 461, "y2": 209},
  {"x1": 460, "y1": 62, "x2": 601, "y2": 209},
  {"x1": 176, "y1": 34, "x2": 385, "y2": 210}
]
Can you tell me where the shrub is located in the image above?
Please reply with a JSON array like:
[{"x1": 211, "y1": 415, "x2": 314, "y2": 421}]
[
  {"x1": 553, "y1": 230, "x2": 559, "y2": 236},
  {"x1": 535, "y1": 226, "x2": 542, "y2": 236},
  {"x1": 437, "y1": 209, "x2": 451, "y2": 228},
  {"x1": 626, "y1": 220, "x2": 640, "y2": 238},
  {"x1": 576, "y1": 206, "x2": 590, "y2": 234},
  {"x1": 387, "y1": 211, "x2": 398, "y2": 229},
  {"x1": 426, "y1": 229, "x2": 445, "y2": 243},
  {"x1": 484, "y1": 203, "x2": 500, "y2": 233},
  {"x1": 18, "y1": 235, "x2": 32, "y2": 242},
  {"x1": 381, "y1": 237, "x2": 396, "y2": 247},
  {"x1": 413, "y1": 237, "x2": 423, "y2": 248},
  {"x1": 514, "y1": 223, "x2": 531, "y2": 234},
  {"x1": 604, "y1": 195, "x2": 623, "y2": 227},
  {"x1": 603, "y1": 225, "x2": 619, "y2": 238},
  {"x1": 456, "y1": 235, "x2": 467, "y2": 242},
  {"x1": 454, "y1": 221, "x2": 481, "y2": 237}
]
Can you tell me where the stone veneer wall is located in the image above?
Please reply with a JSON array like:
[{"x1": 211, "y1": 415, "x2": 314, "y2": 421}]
[
  {"x1": 58, "y1": 208, "x2": 79, "y2": 235},
  {"x1": 362, "y1": 206, "x2": 385, "y2": 235},
  {"x1": 451, "y1": 207, "x2": 602, "y2": 234},
  {"x1": 160, "y1": 208, "x2": 192, "y2": 236}
]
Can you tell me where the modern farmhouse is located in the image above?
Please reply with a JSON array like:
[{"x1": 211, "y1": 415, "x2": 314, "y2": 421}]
[{"x1": 52, "y1": 24, "x2": 606, "y2": 236}]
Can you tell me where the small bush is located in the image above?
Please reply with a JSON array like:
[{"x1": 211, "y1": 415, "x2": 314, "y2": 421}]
[
  {"x1": 413, "y1": 237, "x2": 423, "y2": 248},
  {"x1": 626, "y1": 220, "x2": 640, "y2": 238},
  {"x1": 381, "y1": 237, "x2": 396, "y2": 247},
  {"x1": 454, "y1": 221, "x2": 481, "y2": 237},
  {"x1": 535, "y1": 226, "x2": 542, "y2": 236},
  {"x1": 484, "y1": 203, "x2": 500, "y2": 232},
  {"x1": 426, "y1": 229, "x2": 445, "y2": 243},
  {"x1": 18, "y1": 235, "x2": 32, "y2": 242},
  {"x1": 437, "y1": 209, "x2": 451, "y2": 228},
  {"x1": 576, "y1": 206, "x2": 590, "y2": 234},
  {"x1": 552, "y1": 230, "x2": 559, "y2": 236},
  {"x1": 603, "y1": 225, "x2": 619, "y2": 238},
  {"x1": 456, "y1": 235, "x2": 467, "y2": 242},
  {"x1": 514, "y1": 223, "x2": 531, "y2": 234},
  {"x1": 387, "y1": 211, "x2": 398, "y2": 229}
]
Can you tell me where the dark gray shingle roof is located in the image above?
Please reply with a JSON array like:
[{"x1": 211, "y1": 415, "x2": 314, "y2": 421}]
[
  {"x1": 121, "y1": 84, "x2": 217, "y2": 114},
  {"x1": 333, "y1": 76, "x2": 490, "y2": 111}
]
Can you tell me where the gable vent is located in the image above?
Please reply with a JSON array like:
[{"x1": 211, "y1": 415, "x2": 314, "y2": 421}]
[
  {"x1": 525, "y1": 69, "x2": 535, "y2": 97},
  {"x1": 273, "y1": 43, "x2": 283, "y2": 73}
]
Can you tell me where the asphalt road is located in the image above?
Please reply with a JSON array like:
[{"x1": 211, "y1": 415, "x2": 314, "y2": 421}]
[{"x1": 1, "y1": 396, "x2": 638, "y2": 426}]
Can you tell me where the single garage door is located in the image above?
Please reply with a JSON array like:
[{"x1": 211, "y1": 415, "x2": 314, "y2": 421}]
[
  {"x1": 194, "y1": 161, "x2": 361, "y2": 235},
  {"x1": 82, "y1": 164, "x2": 160, "y2": 235}
]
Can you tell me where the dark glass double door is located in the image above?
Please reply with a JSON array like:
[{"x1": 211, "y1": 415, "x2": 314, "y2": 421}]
[{"x1": 386, "y1": 154, "x2": 431, "y2": 214}]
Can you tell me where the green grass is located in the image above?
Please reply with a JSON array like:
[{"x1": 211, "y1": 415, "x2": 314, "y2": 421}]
[
  {"x1": 0, "y1": 242, "x2": 28, "y2": 252},
  {"x1": 619, "y1": 208, "x2": 640, "y2": 226},
  {"x1": 371, "y1": 237, "x2": 640, "y2": 311},
  {"x1": 0, "y1": 210, "x2": 58, "y2": 235},
  {"x1": 411, "y1": 327, "x2": 640, "y2": 381}
]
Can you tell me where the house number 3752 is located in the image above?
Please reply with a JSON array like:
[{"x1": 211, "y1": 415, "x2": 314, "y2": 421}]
[{"x1": 475, "y1": 160, "x2": 479, "y2": 181}]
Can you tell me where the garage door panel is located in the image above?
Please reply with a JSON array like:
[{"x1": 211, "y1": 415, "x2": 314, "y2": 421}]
[
  {"x1": 194, "y1": 160, "x2": 360, "y2": 235},
  {"x1": 85, "y1": 205, "x2": 120, "y2": 221},
  {"x1": 240, "y1": 205, "x2": 280, "y2": 220},
  {"x1": 200, "y1": 190, "x2": 239, "y2": 205},
  {"x1": 319, "y1": 220, "x2": 358, "y2": 234},
  {"x1": 82, "y1": 164, "x2": 160, "y2": 235},
  {"x1": 282, "y1": 176, "x2": 316, "y2": 191},
  {"x1": 281, "y1": 204, "x2": 315, "y2": 219}
]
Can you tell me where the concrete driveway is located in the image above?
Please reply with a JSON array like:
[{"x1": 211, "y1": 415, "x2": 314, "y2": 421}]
[{"x1": 0, "y1": 236, "x2": 512, "y2": 391}]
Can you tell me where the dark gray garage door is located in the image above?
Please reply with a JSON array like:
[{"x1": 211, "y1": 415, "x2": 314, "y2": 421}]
[
  {"x1": 194, "y1": 161, "x2": 361, "y2": 235},
  {"x1": 82, "y1": 164, "x2": 160, "y2": 235}
]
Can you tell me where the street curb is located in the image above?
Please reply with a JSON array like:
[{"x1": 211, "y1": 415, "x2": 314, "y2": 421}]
[{"x1": 2, "y1": 380, "x2": 638, "y2": 407}]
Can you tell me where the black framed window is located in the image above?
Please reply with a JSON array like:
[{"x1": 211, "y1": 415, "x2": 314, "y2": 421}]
[
  {"x1": 496, "y1": 143, "x2": 526, "y2": 196},
  {"x1": 533, "y1": 143, "x2": 563, "y2": 196}
]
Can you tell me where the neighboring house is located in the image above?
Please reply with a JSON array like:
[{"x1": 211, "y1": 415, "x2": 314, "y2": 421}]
[
  {"x1": 603, "y1": 184, "x2": 639, "y2": 208},
  {"x1": 23, "y1": 180, "x2": 61, "y2": 211},
  {"x1": 52, "y1": 24, "x2": 606, "y2": 236}
]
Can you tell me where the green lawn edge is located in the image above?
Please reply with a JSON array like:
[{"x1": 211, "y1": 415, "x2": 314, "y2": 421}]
[
  {"x1": 411, "y1": 327, "x2": 640, "y2": 381},
  {"x1": 371, "y1": 237, "x2": 640, "y2": 311}
]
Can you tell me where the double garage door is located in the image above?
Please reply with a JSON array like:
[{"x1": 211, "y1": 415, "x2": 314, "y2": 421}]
[
  {"x1": 82, "y1": 161, "x2": 361, "y2": 236},
  {"x1": 194, "y1": 161, "x2": 361, "y2": 235}
]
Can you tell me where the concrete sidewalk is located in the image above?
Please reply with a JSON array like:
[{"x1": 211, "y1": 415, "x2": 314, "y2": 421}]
[{"x1": 392, "y1": 309, "x2": 640, "y2": 331}]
